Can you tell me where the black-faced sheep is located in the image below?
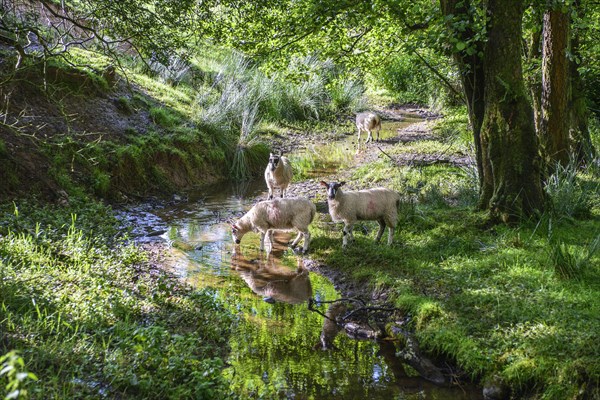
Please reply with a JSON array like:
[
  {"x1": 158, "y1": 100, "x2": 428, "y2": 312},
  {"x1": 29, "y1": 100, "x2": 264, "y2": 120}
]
[
  {"x1": 265, "y1": 152, "x2": 293, "y2": 200},
  {"x1": 231, "y1": 197, "x2": 316, "y2": 253},
  {"x1": 356, "y1": 112, "x2": 382, "y2": 145},
  {"x1": 320, "y1": 181, "x2": 400, "y2": 248}
]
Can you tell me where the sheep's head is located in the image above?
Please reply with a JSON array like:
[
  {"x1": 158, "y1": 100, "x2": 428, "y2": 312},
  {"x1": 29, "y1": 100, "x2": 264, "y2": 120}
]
[
  {"x1": 268, "y1": 153, "x2": 281, "y2": 171},
  {"x1": 320, "y1": 181, "x2": 345, "y2": 200},
  {"x1": 231, "y1": 224, "x2": 243, "y2": 244}
]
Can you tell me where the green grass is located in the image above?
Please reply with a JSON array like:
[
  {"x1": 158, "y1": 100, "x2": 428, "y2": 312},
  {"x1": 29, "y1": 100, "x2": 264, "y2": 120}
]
[
  {"x1": 310, "y1": 200, "x2": 599, "y2": 398},
  {"x1": 307, "y1": 114, "x2": 600, "y2": 399},
  {"x1": 0, "y1": 201, "x2": 234, "y2": 399}
]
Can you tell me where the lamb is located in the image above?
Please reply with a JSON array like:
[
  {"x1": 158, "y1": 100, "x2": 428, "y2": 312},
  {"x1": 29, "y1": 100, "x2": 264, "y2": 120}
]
[
  {"x1": 356, "y1": 112, "x2": 382, "y2": 145},
  {"x1": 320, "y1": 181, "x2": 400, "y2": 248},
  {"x1": 231, "y1": 197, "x2": 316, "y2": 253},
  {"x1": 265, "y1": 152, "x2": 293, "y2": 200}
]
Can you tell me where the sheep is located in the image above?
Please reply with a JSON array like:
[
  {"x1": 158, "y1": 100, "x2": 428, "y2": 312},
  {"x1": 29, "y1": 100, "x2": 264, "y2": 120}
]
[
  {"x1": 265, "y1": 152, "x2": 293, "y2": 200},
  {"x1": 231, "y1": 197, "x2": 316, "y2": 253},
  {"x1": 320, "y1": 181, "x2": 400, "y2": 248},
  {"x1": 356, "y1": 112, "x2": 382, "y2": 146}
]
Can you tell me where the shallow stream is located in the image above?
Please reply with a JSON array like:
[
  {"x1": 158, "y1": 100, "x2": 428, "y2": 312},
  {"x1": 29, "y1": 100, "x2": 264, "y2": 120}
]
[{"x1": 130, "y1": 117, "x2": 484, "y2": 399}]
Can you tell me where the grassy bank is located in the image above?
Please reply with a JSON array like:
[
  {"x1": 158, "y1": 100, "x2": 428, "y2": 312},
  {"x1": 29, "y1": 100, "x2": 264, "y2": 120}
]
[
  {"x1": 309, "y1": 111, "x2": 600, "y2": 399},
  {"x1": 0, "y1": 199, "x2": 234, "y2": 399},
  {"x1": 0, "y1": 47, "x2": 367, "y2": 200}
]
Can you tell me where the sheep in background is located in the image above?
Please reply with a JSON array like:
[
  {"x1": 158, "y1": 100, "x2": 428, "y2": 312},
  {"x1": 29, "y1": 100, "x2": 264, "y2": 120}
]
[
  {"x1": 265, "y1": 152, "x2": 293, "y2": 200},
  {"x1": 320, "y1": 181, "x2": 400, "y2": 248},
  {"x1": 356, "y1": 112, "x2": 382, "y2": 146},
  {"x1": 231, "y1": 197, "x2": 316, "y2": 253}
]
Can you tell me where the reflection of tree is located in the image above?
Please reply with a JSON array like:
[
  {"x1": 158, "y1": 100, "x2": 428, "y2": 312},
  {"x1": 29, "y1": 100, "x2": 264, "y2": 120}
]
[
  {"x1": 314, "y1": 301, "x2": 346, "y2": 350},
  {"x1": 230, "y1": 249, "x2": 312, "y2": 304}
]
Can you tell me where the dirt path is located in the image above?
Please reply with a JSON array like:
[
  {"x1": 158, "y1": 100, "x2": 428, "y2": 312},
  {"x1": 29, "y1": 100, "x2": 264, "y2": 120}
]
[{"x1": 281, "y1": 106, "x2": 442, "y2": 202}]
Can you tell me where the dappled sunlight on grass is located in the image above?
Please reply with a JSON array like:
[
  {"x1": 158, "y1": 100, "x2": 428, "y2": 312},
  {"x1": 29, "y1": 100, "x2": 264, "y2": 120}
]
[{"x1": 311, "y1": 181, "x2": 600, "y2": 396}]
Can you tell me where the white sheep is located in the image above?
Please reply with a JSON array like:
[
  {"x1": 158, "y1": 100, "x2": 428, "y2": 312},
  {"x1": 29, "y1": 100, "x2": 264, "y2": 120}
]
[
  {"x1": 320, "y1": 181, "x2": 400, "y2": 248},
  {"x1": 231, "y1": 197, "x2": 316, "y2": 253},
  {"x1": 265, "y1": 152, "x2": 293, "y2": 200},
  {"x1": 356, "y1": 112, "x2": 382, "y2": 145}
]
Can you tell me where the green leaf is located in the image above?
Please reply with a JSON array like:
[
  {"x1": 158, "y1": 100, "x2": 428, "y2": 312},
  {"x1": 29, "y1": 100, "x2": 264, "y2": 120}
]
[{"x1": 456, "y1": 41, "x2": 467, "y2": 51}]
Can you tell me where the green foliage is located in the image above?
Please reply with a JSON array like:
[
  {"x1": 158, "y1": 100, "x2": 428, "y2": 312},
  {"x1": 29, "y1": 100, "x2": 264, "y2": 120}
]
[
  {"x1": 545, "y1": 160, "x2": 597, "y2": 220},
  {"x1": 116, "y1": 96, "x2": 134, "y2": 114},
  {"x1": 548, "y1": 234, "x2": 600, "y2": 280},
  {"x1": 149, "y1": 106, "x2": 181, "y2": 128},
  {"x1": 372, "y1": 53, "x2": 439, "y2": 105},
  {"x1": 0, "y1": 202, "x2": 233, "y2": 398},
  {"x1": 306, "y1": 110, "x2": 600, "y2": 398},
  {"x1": 0, "y1": 351, "x2": 38, "y2": 400}
]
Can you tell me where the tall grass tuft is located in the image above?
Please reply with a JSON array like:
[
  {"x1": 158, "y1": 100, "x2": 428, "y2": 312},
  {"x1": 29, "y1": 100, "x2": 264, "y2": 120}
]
[
  {"x1": 230, "y1": 105, "x2": 269, "y2": 181},
  {"x1": 328, "y1": 79, "x2": 367, "y2": 113},
  {"x1": 192, "y1": 51, "x2": 367, "y2": 180},
  {"x1": 548, "y1": 234, "x2": 600, "y2": 279},
  {"x1": 545, "y1": 160, "x2": 594, "y2": 219}
]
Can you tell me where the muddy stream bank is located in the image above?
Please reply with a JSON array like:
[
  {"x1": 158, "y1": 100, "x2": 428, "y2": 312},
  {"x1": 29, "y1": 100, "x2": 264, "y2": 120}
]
[{"x1": 119, "y1": 109, "x2": 484, "y2": 399}]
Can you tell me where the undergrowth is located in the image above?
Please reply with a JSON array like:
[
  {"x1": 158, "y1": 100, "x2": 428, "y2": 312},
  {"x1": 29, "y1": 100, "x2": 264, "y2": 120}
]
[{"x1": 0, "y1": 201, "x2": 235, "y2": 399}]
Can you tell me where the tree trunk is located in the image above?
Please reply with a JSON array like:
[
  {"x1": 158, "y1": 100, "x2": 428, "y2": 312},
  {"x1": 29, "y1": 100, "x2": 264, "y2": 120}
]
[
  {"x1": 541, "y1": 6, "x2": 570, "y2": 169},
  {"x1": 440, "y1": 0, "x2": 485, "y2": 193},
  {"x1": 569, "y1": 0, "x2": 595, "y2": 164},
  {"x1": 479, "y1": 0, "x2": 545, "y2": 221}
]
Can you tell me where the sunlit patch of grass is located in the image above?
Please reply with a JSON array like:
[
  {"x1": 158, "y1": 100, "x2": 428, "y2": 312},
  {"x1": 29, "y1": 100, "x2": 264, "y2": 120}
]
[
  {"x1": 129, "y1": 72, "x2": 196, "y2": 116},
  {"x1": 289, "y1": 144, "x2": 354, "y2": 181},
  {"x1": 0, "y1": 201, "x2": 234, "y2": 398}
]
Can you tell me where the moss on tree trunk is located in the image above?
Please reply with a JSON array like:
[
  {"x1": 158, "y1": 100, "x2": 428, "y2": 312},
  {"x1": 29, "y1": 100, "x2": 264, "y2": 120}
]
[{"x1": 479, "y1": 0, "x2": 545, "y2": 222}]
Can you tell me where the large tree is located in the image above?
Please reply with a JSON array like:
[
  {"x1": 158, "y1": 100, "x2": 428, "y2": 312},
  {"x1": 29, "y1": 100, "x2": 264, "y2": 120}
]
[{"x1": 478, "y1": 1, "x2": 544, "y2": 221}]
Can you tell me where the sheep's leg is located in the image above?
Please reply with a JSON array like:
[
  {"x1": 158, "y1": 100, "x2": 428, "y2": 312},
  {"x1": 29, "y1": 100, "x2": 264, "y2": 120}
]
[
  {"x1": 259, "y1": 232, "x2": 266, "y2": 251},
  {"x1": 268, "y1": 187, "x2": 274, "y2": 200},
  {"x1": 366, "y1": 129, "x2": 372, "y2": 143},
  {"x1": 290, "y1": 232, "x2": 303, "y2": 248},
  {"x1": 342, "y1": 223, "x2": 354, "y2": 248},
  {"x1": 375, "y1": 125, "x2": 381, "y2": 142},
  {"x1": 356, "y1": 128, "x2": 363, "y2": 153},
  {"x1": 264, "y1": 230, "x2": 275, "y2": 253},
  {"x1": 375, "y1": 219, "x2": 386, "y2": 243},
  {"x1": 387, "y1": 226, "x2": 394, "y2": 246},
  {"x1": 302, "y1": 231, "x2": 311, "y2": 253}
]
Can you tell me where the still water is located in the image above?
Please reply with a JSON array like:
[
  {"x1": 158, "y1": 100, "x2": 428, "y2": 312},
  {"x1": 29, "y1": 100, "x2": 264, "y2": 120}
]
[{"x1": 140, "y1": 118, "x2": 483, "y2": 399}]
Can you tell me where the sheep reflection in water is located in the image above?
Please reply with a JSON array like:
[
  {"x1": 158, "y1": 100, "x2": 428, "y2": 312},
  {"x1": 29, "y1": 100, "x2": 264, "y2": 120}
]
[{"x1": 230, "y1": 248, "x2": 312, "y2": 305}]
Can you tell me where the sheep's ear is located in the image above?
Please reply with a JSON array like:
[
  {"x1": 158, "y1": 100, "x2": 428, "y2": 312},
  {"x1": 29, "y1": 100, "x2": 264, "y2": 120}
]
[
  {"x1": 339, "y1": 181, "x2": 346, "y2": 187},
  {"x1": 319, "y1": 181, "x2": 328, "y2": 187}
]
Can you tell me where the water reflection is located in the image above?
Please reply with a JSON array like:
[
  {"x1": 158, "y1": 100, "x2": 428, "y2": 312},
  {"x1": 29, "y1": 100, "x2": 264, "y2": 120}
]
[{"x1": 231, "y1": 248, "x2": 312, "y2": 305}]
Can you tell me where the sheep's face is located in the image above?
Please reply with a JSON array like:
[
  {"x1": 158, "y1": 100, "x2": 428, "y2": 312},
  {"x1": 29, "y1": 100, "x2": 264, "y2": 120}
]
[
  {"x1": 231, "y1": 224, "x2": 243, "y2": 244},
  {"x1": 268, "y1": 153, "x2": 281, "y2": 171},
  {"x1": 320, "y1": 181, "x2": 345, "y2": 200}
]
